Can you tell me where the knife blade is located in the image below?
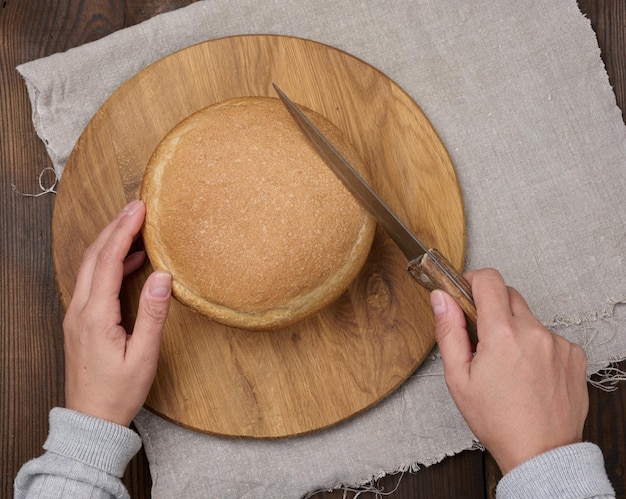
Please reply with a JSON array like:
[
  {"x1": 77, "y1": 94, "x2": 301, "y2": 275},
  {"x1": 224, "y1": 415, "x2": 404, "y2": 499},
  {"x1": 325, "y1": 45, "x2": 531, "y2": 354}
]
[{"x1": 273, "y1": 83, "x2": 478, "y2": 343}]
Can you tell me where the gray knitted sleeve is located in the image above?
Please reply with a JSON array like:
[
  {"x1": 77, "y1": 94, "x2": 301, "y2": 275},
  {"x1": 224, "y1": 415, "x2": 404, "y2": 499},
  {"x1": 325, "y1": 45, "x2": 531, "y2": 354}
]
[
  {"x1": 14, "y1": 408, "x2": 142, "y2": 499},
  {"x1": 496, "y1": 442, "x2": 615, "y2": 499}
]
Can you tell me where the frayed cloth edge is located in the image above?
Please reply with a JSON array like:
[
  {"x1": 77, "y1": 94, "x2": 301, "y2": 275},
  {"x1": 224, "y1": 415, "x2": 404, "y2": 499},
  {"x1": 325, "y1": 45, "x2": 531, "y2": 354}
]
[
  {"x1": 588, "y1": 363, "x2": 626, "y2": 392},
  {"x1": 14, "y1": 68, "x2": 68, "y2": 180},
  {"x1": 544, "y1": 298, "x2": 626, "y2": 386},
  {"x1": 302, "y1": 440, "x2": 485, "y2": 499},
  {"x1": 544, "y1": 297, "x2": 626, "y2": 329}
]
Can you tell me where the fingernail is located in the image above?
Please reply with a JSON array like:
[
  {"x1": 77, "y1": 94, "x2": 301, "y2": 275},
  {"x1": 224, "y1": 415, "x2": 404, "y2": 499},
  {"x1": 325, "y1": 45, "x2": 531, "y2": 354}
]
[
  {"x1": 430, "y1": 290, "x2": 447, "y2": 317},
  {"x1": 124, "y1": 200, "x2": 143, "y2": 216},
  {"x1": 150, "y1": 272, "x2": 171, "y2": 298}
]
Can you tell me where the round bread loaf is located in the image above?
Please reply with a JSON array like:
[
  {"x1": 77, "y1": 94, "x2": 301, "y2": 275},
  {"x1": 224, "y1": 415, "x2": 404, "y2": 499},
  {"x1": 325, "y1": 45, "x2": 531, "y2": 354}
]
[{"x1": 140, "y1": 96, "x2": 376, "y2": 330}]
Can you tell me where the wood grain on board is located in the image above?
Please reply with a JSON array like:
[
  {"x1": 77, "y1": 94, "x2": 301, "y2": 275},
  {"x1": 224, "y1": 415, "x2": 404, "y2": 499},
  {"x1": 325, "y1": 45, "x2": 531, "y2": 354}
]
[
  {"x1": 4, "y1": 2, "x2": 624, "y2": 497},
  {"x1": 52, "y1": 35, "x2": 466, "y2": 438}
]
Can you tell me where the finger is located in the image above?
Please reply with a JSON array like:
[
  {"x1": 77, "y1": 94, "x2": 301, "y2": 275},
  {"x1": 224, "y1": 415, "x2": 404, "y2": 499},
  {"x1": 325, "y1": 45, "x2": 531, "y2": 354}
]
[
  {"x1": 72, "y1": 207, "x2": 130, "y2": 307},
  {"x1": 461, "y1": 269, "x2": 481, "y2": 285},
  {"x1": 126, "y1": 271, "x2": 172, "y2": 371},
  {"x1": 88, "y1": 201, "x2": 145, "y2": 306},
  {"x1": 431, "y1": 290, "x2": 473, "y2": 387},
  {"x1": 507, "y1": 286, "x2": 536, "y2": 319},
  {"x1": 123, "y1": 250, "x2": 147, "y2": 277},
  {"x1": 469, "y1": 269, "x2": 514, "y2": 333}
]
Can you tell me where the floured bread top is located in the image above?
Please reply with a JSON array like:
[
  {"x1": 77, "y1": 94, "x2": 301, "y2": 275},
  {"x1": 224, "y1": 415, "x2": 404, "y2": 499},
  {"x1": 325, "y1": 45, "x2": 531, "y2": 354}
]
[{"x1": 140, "y1": 96, "x2": 376, "y2": 330}]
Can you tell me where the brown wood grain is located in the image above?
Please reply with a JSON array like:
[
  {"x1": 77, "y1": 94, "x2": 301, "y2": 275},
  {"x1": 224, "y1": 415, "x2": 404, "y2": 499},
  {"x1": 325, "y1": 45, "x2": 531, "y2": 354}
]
[
  {"x1": 53, "y1": 35, "x2": 466, "y2": 438},
  {"x1": 2, "y1": 0, "x2": 625, "y2": 498},
  {"x1": 578, "y1": 0, "x2": 626, "y2": 123}
]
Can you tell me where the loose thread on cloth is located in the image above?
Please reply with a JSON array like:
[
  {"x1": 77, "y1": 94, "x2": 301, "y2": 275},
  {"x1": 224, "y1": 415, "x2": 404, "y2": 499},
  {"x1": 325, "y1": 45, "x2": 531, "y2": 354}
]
[
  {"x1": 546, "y1": 299, "x2": 626, "y2": 391},
  {"x1": 302, "y1": 441, "x2": 486, "y2": 499},
  {"x1": 303, "y1": 471, "x2": 406, "y2": 499},
  {"x1": 588, "y1": 364, "x2": 626, "y2": 392},
  {"x1": 545, "y1": 299, "x2": 625, "y2": 329},
  {"x1": 11, "y1": 166, "x2": 58, "y2": 197}
]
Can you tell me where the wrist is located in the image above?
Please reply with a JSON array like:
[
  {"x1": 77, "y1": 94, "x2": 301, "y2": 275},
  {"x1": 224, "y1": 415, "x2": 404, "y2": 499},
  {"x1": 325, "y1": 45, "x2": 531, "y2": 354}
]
[
  {"x1": 490, "y1": 435, "x2": 583, "y2": 475},
  {"x1": 65, "y1": 393, "x2": 138, "y2": 427}
]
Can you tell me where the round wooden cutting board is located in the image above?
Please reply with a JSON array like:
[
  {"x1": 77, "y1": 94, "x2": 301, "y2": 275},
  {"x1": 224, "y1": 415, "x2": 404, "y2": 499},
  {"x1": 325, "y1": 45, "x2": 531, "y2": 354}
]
[{"x1": 52, "y1": 35, "x2": 466, "y2": 438}]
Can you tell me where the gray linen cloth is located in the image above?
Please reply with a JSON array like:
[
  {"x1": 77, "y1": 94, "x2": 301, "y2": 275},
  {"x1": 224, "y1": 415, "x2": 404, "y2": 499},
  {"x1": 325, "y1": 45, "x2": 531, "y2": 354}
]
[{"x1": 17, "y1": 0, "x2": 626, "y2": 497}]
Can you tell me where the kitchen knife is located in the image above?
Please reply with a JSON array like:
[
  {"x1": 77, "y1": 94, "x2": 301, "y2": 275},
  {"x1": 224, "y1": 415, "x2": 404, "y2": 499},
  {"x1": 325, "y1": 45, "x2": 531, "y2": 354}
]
[{"x1": 274, "y1": 83, "x2": 478, "y2": 343}]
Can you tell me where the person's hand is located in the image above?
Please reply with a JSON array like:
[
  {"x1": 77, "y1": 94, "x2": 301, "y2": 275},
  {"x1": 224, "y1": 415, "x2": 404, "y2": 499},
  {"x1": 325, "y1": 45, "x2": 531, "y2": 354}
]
[
  {"x1": 63, "y1": 200, "x2": 172, "y2": 427},
  {"x1": 430, "y1": 269, "x2": 589, "y2": 474}
]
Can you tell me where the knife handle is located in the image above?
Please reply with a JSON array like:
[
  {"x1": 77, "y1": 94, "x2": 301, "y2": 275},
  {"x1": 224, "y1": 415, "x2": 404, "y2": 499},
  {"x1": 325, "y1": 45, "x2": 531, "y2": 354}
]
[{"x1": 407, "y1": 248, "x2": 478, "y2": 344}]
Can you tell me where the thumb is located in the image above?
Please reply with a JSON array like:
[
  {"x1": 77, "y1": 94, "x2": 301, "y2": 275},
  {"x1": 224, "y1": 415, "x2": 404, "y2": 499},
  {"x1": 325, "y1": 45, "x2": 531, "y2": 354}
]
[
  {"x1": 430, "y1": 290, "x2": 473, "y2": 383},
  {"x1": 127, "y1": 271, "x2": 172, "y2": 367}
]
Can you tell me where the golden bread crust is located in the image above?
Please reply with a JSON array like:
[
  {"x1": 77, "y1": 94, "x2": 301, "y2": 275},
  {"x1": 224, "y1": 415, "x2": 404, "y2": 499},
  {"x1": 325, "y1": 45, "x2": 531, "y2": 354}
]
[{"x1": 141, "y1": 97, "x2": 375, "y2": 330}]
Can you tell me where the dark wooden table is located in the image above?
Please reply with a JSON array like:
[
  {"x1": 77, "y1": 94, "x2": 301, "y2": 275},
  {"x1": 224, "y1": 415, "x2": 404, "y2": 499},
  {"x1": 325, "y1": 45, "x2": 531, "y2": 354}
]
[{"x1": 2, "y1": 1, "x2": 624, "y2": 497}]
